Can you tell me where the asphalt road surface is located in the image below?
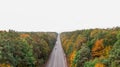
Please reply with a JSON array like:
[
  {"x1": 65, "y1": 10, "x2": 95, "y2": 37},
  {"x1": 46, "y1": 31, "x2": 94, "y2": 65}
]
[{"x1": 46, "y1": 35, "x2": 67, "y2": 67}]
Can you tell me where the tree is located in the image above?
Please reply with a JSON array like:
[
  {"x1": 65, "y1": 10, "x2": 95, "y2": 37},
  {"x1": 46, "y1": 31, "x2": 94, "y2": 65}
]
[
  {"x1": 92, "y1": 39, "x2": 104, "y2": 57},
  {"x1": 109, "y1": 32, "x2": 120, "y2": 67},
  {"x1": 94, "y1": 62, "x2": 105, "y2": 67},
  {"x1": 73, "y1": 44, "x2": 91, "y2": 67},
  {"x1": 84, "y1": 58, "x2": 99, "y2": 67},
  {"x1": 0, "y1": 31, "x2": 57, "y2": 67},
  {"x1": 69, "y1": 51, "x2": 76, "y2": 67}
]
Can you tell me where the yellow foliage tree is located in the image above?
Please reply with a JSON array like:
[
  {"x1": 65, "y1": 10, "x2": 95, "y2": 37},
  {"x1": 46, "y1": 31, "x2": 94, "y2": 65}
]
[
  {"x1": 0, "y1": 63, "x2": 11, "y2": 67},
  {"x1": 90, "y1": 29, "x2": 100, "y2": 38},
  {"x1": 74, "y1": 35, "x2": 86, "y2": 50},
  {"x1": 62, "y1": 40, "x2": 70, "y2": 53},
  {"x1": 69, "y1": 51, "x2": 76, "y2": 67},
  {"x1": 103, "y1": 45, "x2": 112, "y2": 58}
]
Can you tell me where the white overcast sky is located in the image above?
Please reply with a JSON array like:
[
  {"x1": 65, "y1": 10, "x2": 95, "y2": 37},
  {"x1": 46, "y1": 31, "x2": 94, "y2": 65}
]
[{"x1": 0, "y1": 0, "x2": 120, "y2": 32}]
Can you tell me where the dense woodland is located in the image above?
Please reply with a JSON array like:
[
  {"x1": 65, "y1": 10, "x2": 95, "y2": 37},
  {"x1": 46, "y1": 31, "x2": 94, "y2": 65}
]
[
  {"x1": 60, "y1": 27, "x2": 120, "y2": 67},
  {"x1": 0, "y1": 27, "x2": 120, "y2": 67},
  {"x1": 0, "y1": 30, "x2": 57, "y2": 67}
]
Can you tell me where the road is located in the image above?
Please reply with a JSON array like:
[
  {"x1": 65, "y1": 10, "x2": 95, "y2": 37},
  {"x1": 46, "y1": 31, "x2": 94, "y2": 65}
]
[{"x1": 46, "y1": 35, "x2": 67, "y2": 67}]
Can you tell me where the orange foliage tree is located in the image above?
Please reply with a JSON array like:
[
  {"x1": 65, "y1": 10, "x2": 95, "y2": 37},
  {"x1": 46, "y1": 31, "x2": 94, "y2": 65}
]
[
  {"x1": 20, "y1": 34, "x2": 30, "y2": 38},
  {"x1": 92, "y1": 39, "x2": 104, "y2": 57},
  {"x1": 95, "y1": 63, "x2": 105, "y2": 67}
]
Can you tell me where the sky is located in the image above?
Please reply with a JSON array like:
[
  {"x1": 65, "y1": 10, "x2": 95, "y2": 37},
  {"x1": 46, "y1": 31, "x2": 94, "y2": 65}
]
[{"x1": 0, "y1": 0, "x2": 120, "y2": 32}]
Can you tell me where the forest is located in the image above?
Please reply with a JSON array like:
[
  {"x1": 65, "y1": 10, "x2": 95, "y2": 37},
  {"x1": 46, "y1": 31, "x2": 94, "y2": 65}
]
[
  {"x1": 60, "y1": 27, "x2": 120, "y2": 67},
  {"x1": 0, "y1": 27, "x2": 120, "y2": 67},
  {"x1": 0, "y1": 30, "x2": 57, "y2": 67}
]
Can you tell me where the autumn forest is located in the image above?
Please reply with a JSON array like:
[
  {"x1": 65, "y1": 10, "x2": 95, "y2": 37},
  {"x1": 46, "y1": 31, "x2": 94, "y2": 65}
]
[
  {"x1": 61, "y1": 27, "x2": 120, "y2": 67},
  {"x1": 0, "y1": 30, "x2": 57, "y2": 67},
  {"x1": 0, "y1": 27, "x2": 120, "y2": 67}
]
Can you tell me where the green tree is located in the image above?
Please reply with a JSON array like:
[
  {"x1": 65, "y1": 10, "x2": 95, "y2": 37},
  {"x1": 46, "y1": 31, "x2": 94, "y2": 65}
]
[
  {"x1": 73, "y1": 44, "x2": 91, "y2": 67},
  {"x1": 109, "y1": 32, "x2": 120, "y2": 67}
]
